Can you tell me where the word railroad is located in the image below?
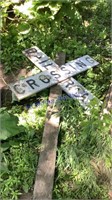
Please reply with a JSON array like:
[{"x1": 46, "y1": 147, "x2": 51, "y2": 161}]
[{"x1": 9, "y1": 46, "x2": 99, "y2": 108}]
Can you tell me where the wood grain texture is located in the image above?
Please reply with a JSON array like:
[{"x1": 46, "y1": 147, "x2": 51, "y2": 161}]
[
  {"x1": 105, "y1": 83, "x2": 112, "y2": 112},
  {"x1": 105, "y1": 83, "x2": 112, "y2": 135},
  {"x1": 105, "y1": 84, "x2": 112, "y2": 198},
  {"x1": 33, "y1": 52, "x2": 66, "y2": 200}
]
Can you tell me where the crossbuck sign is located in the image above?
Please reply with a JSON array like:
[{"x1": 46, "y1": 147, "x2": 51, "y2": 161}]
[{"x1": 9, "y1": 46, "x2": 99, "y2": 108}]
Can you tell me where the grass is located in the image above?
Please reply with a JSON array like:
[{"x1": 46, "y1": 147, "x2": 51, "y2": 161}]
[
  {"x1": 1, "y1": 104, "x2": 47, "y2": 199},
  {"x1": 53, "y1": 100, "x2": 112, "y2": 199},
  {"x1": 1, "y1": 0, "x2": 111, "y2": 199}
]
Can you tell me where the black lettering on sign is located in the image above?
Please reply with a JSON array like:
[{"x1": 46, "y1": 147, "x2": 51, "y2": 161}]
[
  {"x1": 26, "y1": 79, "x2": 40, "y2": 89},
  {"x1": 85, "y1": 56, "x2": 95, "y2": 64},
  {"x1": 39, "y1": 58, "x2": 49, "y2": 64},
  {"x1": 60, "y1": 66, "x2": 71, "y2": 74},
  {"x1": 39, "y1": 75, "x2": 51, "y2": 83},
  {"x1": 75, "y1": 60, "x2": 87, "y2": 68},
  {"x1": 81, "y1": 91, "x2": 88, "y2": 97},
  {"x1": 13, "y1": 84, "x2": 25, "y2": 94},
  {"x1": 25, "y1": 48, "x2": 37, "y2": 55},
  {"x1": 25, "y1": 48, "x2": 42, "y2": 59},
  {"x1": 72, "y1": 90, "x2": 88, "y2": 98},
  {"x1": 67, "y1": 63, "x2": 78, "y2": 72},
  {"x1": 39, "y1": 59, "x2": 54, "y2": 70},
  {"x1": 39, "y1": 56, "x2": 49, "y2": 63},
  {"x1": 81, "y1": 93, "x2": 89, "y2": 103},
  {"x1": 50, "y1": 71, "x2": 61, "y2": 79},
  {"x1": 65, "y1": 79, "x2": 74, "y2": 89}
]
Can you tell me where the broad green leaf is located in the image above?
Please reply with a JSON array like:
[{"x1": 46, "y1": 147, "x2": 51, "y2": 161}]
[
  {"x1": 0, "y1": 111, "x2": 25, "y2": 140},
  {"x1": 0, "y1": 162, "x2": 9, "y2": 173},
  {"x1": 23, "y1": 183, "x2": 29, "y2": 193},
  {"x1": 1, "y1": 142, "x2": 10, "y2": 152}
]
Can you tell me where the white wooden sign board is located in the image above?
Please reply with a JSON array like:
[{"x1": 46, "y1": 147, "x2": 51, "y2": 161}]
[
  {"x1": 9, "y1": 46, "x2": 99, "y2": 107},
  {"x1": 59, "y1": 77, "x2": 94, "y2": 107}
]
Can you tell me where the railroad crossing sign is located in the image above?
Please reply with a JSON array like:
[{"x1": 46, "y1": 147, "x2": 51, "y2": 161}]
[{"x1": 9, "y1": 46, "x2": 99, "y2": 107}]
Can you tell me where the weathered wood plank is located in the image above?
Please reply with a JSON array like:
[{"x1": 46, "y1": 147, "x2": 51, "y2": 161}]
[
  {"x1": 105, "y1": 83, "x2": 112, "y2": 112},
  {"x1": 105, "y1": 83, "x2": 112, "y2": 136},
  {"x1": 105, "y1": 84, "x2": 112, "y2": 198},
  {"x1": 33, "y1": 52, "x2": 66, "y2": 200}
]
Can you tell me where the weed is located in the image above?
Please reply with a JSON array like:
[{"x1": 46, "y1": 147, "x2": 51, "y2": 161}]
[{"x1": 1, "y1": 0, "x2": 111, "y2": 199}]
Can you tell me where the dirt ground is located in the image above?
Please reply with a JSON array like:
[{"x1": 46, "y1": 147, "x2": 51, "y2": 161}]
[
  {"x1": 19, "y1": 192, "x2": 33, "y2": 200},
  {"x1": 0, "y1": 64, "x2": 34, "y2": 106}
]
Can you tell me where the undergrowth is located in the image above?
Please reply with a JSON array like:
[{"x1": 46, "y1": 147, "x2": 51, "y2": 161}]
[
  {"x1": 53, "y1": 100, "x2": 112, "y2": 199},
  {"x1": 0, "y1": 0, "x2": 111, "y2": 199}
]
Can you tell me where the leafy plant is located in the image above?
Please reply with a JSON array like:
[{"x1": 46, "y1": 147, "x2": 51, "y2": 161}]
[
  {"x1": 0, "y1": 108, "x2": 25, "y2": 140},
  {"x1": 1, "y1": 0, "x2": 111, "y2": 199},
  {"x1": 0, "y1": 103, "x2": 46, "y2": 199},
  {"x1": 53, "y1": 100, "x2": 112, "y2": 199},
  {"x1": 0, "y1": 142, "x2": 38, "y2": 199}
]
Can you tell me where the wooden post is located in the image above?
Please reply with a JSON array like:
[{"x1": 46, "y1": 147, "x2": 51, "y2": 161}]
[
  {"x1": 105, "y1": 83, "x2": 112, "y2": 136},
  {"x1": 33, "y1": 53, "x2": 66, "y2": 200},
  {"x1": 105, "y1": 83, "x2": 112, "y2": 112},
  {"x1": 105, "y1": 84, "x2": 112, "y2": 199}
]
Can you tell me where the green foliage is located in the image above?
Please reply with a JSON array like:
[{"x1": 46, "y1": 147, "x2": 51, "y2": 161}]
[
  {"x1": 53, "y1": 100, "x2": 112, "y2": 199},
  {"x1": 0, "y1": 108, "x2": 25, "y2": 140},
  {"x1": 0, "y1": 104, "x2": 46, "y2": 199},
  {"x1": 1, "y1": 0, "x2": 111, "y2": 199},
  {"x1": 1, "y1": 142, "x2": 38, "y2": 199}
]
